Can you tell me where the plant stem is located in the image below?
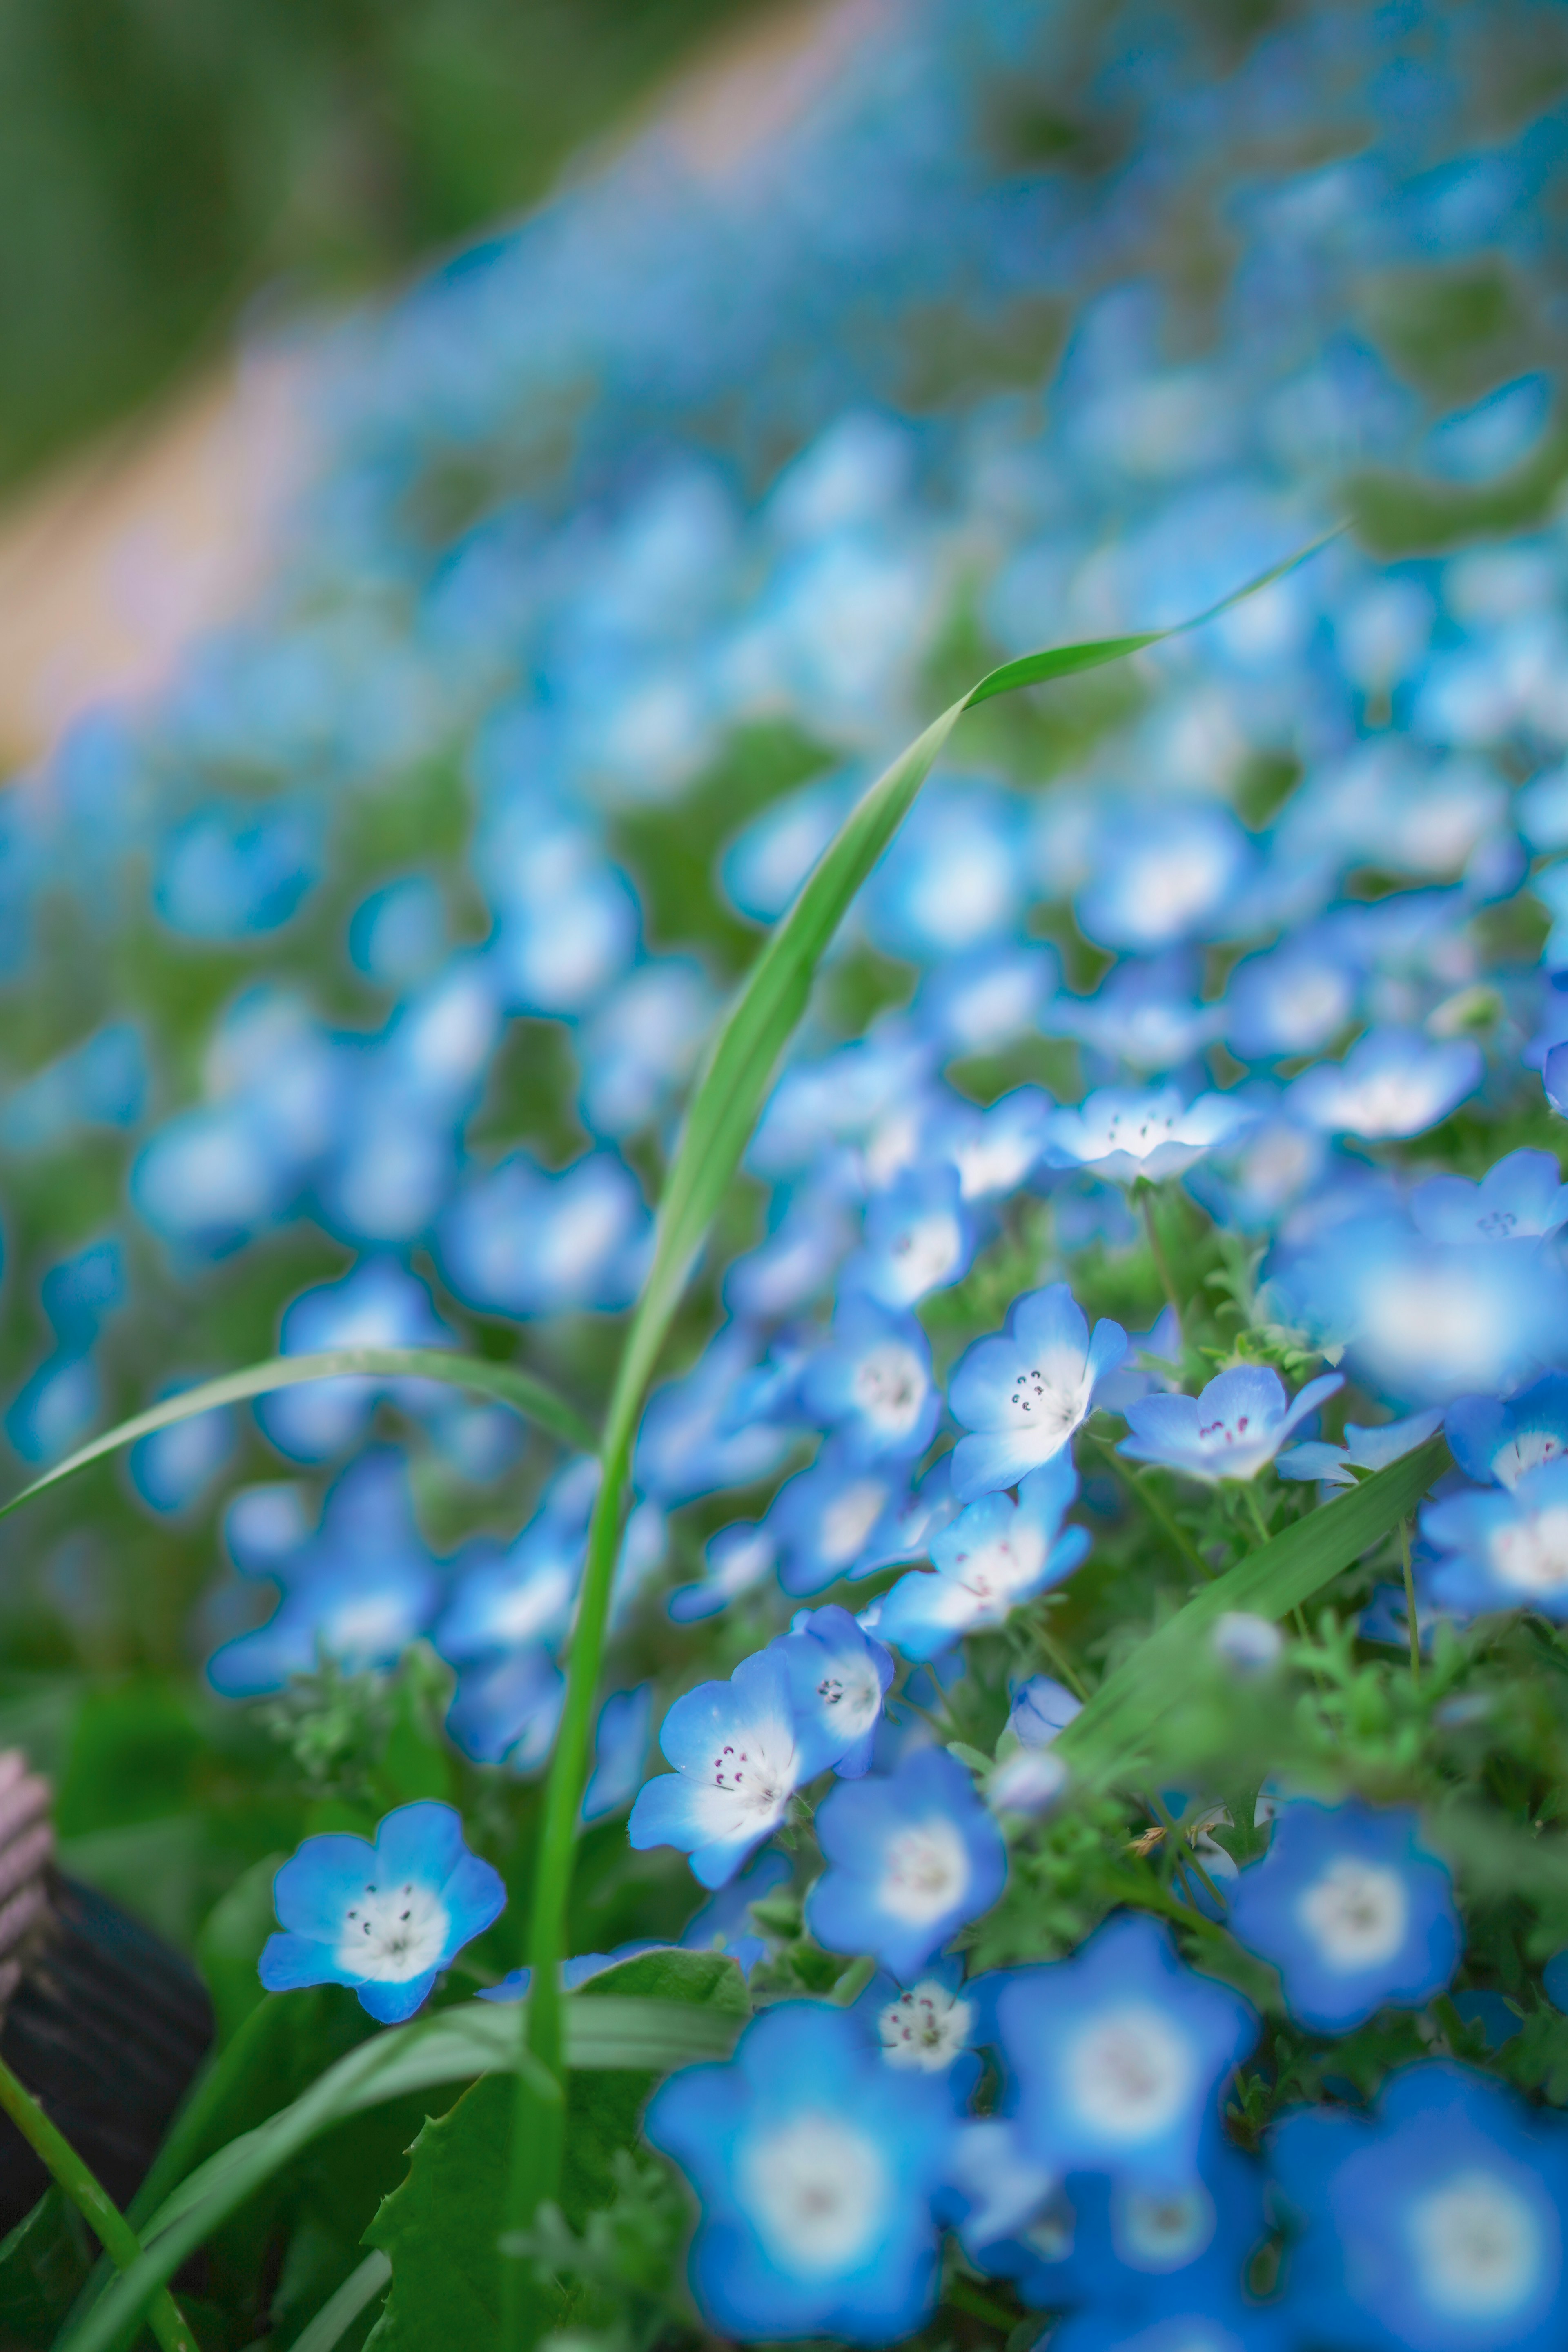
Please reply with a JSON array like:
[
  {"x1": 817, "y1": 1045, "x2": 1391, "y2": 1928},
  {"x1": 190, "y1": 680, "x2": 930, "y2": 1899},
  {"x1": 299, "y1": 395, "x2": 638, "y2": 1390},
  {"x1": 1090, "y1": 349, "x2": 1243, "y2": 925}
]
[
  {"x1": 945, "y1": 2275, "x2": 1020, "y2": 2332},
  {"x1": 0, "y1": 2052, "x2": 198, "y2": 2352},
  {"x1": 1243, "y1": 1483, "x2": 1274, "y2": 1551},
  {"x1": 1031, "y1": 1613, "x2": 1091, "y2": 1702},
  {"x1": 831, "y1": 1955, "x2": 877, "y2": 2006},
  {"x1": 1146, "y1": 1790, "x2": 1225, "y2": 1912},
  {"x1": 1094, "y1": 1437, "x2": 1212, "y2": 1581},
  {"x1": 1140, "y1": 1185, "x2": 1183, "y2": 1339},
  {"x1": 1401, "y1": 1516, "x2": 1421, "y2": 1683}
]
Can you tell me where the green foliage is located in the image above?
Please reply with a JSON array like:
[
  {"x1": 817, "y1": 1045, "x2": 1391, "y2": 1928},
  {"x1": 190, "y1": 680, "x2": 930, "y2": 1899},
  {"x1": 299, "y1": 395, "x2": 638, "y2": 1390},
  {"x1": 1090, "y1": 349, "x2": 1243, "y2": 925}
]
[{"x1": 0, "y1": 2189, "x2": 95, "y2": 2351}]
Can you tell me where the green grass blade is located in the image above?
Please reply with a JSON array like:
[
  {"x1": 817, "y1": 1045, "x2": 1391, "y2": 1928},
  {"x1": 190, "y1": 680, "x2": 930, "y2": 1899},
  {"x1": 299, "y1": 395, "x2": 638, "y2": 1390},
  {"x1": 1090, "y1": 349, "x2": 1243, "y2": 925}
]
[
  {"x1": 1056, "y1": 1436, "x2": 1449, "y2": 1787},
  {"x1": 0, "y1": 1348, "x2": 595, "y2": 1526},
  {"x1": 60, "y1": 1995, "x2": 743, "y2": 2352}
]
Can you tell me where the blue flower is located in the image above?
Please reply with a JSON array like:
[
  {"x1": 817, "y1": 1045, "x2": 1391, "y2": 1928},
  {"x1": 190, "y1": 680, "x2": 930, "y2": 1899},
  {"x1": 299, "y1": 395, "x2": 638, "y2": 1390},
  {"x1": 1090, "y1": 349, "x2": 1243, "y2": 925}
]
[
  {"x1": 947, "y1": 1282, "x2": 1126, "y2": 1504},
  {"x1": 1278, "y1": 1405, "x2": 1443, "y2": 1488},
  {"x1": 1287, "y1": 1026, "x2": 1483, "y2": 1139},
  {"x1": 207, "y1": 1448, "x2": 442, "y2": 1699},
  {"x1": 629, "y1": 1647, "x2": 806, "y2": 1889},
  {"x1": 857, "y1": 1955, "x2": 979, "y2": 2080},
  {"x1": 1118, "y1": 1364, "x2": 1343, "y2": 1484},
  {"x1": 258, "y1": 1800, "x2": 505, "y2": 2024},
  {"x1": 434, "y1": 1148, "x2": 651, "y2": 1318},
  {"x1": 255, "y1": 1256, "x2": 456, "y2": 1463},
  {"x1": 445, "y1": 1643, "x2": 566, "y2": 1772},
  {"x1": 848, "y1": 1165, "x2": 978, "y2": 1309},
  {"x1": 921, "y1": 1085, "x2": 1054, "y2": 1202},
  {"x1": 581, "y1": 1685, "x2": 653, "y2": 1823},
  {"x1": 724, "y1": 1178, "x2": 858, "y2": 1321},
  {"x1": 861, "y1": 780, "x2": 1027, "y2": 962},
  {"x1": 1411, "y1": 1147, "x2": 1568, "y2": 1246},
  {"x1": 763, "y1": 1443, "x2": 914, "y2": 1598},
  {"x1": 635, "y1": 1322, "x2": 795, "y2": 1505},
  {"x1": 913, "y1": 942, "x2": 1059, "y2": 1059},
  {"x1": 644, "y1": 1999, "x2": 957, "y2": 2343},
  {"x1": 576, "y1": 955, "x2": 715, "y2": 1139},
  {"x1": 1075, "y1": 800, "x2": 1255, "y2": 955},
  {"x1": 668, "y1": 1521, "x2": 777, "y2": 1624},
  {"x1": 1223, "y1": 925, "x2": 1362, "y2": 1062},
  {"x1": 996, "y1": 1913, "x2": 1258, "y2": 2188},
  {"x1": 772, "y1": 1605, "x2": 894, "y2": 1780},
  {"x1": 127, "y1": 1378, "x2": 238, "y2": 1515},
  {"x1": 680, "y1": 1848, "x2": 792, "y2": 1979},
  {"x1": 1007, "y1": 1674, "x2": 1082, "y2": 1746},
  {"x1": 1048, "y1": 951, "x2": 1224, "y2": 1074},
  {"x1": 1225, "y1": 1797, "x2": 1461, "y2": 2032},
  {"x1": 1045, "y1": 1086, "x2": 1255, "y2": 1186},
  {"x1": 1270, "y1": 2061, "x2": 1568, "y2": 2352},
  {"x1": 877, "y1": 1459, "x2": 1088, "y2": 1660},
  {"x1": 800, "y1": 1297, "x2": 940, "y2": 1464},
  {"x1": 807, "y1": 1745, "x2": 1007, "y2": 1979},
  {"x1": 1446, "y1": 1373, "x2": 1568, "y2": 1488},
  {"x1": 1422, "y1": 1458, "x2": 1568, "y2": 1619}
]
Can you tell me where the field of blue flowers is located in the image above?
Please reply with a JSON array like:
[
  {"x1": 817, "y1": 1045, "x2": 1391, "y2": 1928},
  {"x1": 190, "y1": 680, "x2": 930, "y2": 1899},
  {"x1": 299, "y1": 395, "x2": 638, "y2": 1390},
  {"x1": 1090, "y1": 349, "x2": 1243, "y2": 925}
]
[{"x1": 5, "y1": 2, "x2": 1568, "y2": 2349}]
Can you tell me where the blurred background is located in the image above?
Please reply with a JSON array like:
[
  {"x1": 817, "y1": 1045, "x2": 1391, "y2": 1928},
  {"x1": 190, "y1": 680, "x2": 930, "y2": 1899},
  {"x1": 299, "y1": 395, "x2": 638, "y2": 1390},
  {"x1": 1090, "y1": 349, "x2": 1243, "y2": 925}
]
[{"x1": 0, "y1": 0, "x2": 1566, "y2": 1949}]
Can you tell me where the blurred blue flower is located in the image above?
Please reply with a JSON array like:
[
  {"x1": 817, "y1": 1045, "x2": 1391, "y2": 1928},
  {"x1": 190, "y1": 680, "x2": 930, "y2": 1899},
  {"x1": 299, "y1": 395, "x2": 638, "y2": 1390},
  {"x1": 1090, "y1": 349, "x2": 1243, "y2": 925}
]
[
  {"x1": 948, "y1": 1281, "x2": 1125, "y2": 1503},
  {"x1": 1446, "y1": 1373, "x2": 1568, "y2": 1488},
  {"x1": 914, "y1": 942, "x2": 1059, "y2": 1060},
  {"x1": 1222, "y1": 928, "x2": 1362, "y2": 1062},
  {"x1": 1076, "y1": 801, "x2": 1255, "y2": 954},
  {"x1": 1278, "y1": 1405, "x2": 1443, "y2": 1488},
  {"x1": 644, "y1": 1999, "x2": 956, "y2": 2343},
  {"x1": 1007, "y1": 1674, "x2": 1082, "y2": 1747},
  {"x1": 1270, "y1": 2061, "x2": 1568, "y2": 2352},
  {"x1": 581, "y1": 1685, "x2": 653, "y2": 1822},
  {"x1": 680, "y1": 1847, "x2": 792, "y2": 1979},
  {"x1": 799, "y1": 1296, "x2": 940, "y2": 1464},
  {"x1": 128, "y1": 1381, "x2": 238, "y2": 1516},
  {"x1": 668, "y1": 1521, "x2": 777, "y2": 1626},
  {"x1": 1049, "y1": 953, "x2": 1223, "y2": 1074},
  {"x1": 807, "y1": 1744, "x2": 1007, "y2": 1979},
  {"x1": 635, "y1": 1322, "x2": 795, "y2": 1506},
  {"x1": 255, "y1": 1256, "x2": 456, "y2": 1463},
  {"x1": 996, "y1": 1913, "x2": 1257, "y2": 2187},
  {"x1": 259, "y1": 1800, "x2": 504, "y2": 2024},
  {"x1": 1226, "y1": 1798, "x2": 1461, "y2": 2032},
  {"x1": 1423, "y1": 1458, "x2": 1568, "y2": 1619},
  {"x1": 1288, "y1": 1027, "x2": 1483, "y2": 1139},
  {"x1": 763, "y1": 1443, "x2": 913, "y2": 1598},
  {"x1": 1, "y1": 1022, "x2": 146, "y2": 1153},
  {"x1": 848, "y1": 1164, "x2": 977, "y2": 1310},
  {"x1": 577, "y1": 956, "x2": 716, "y2": 1139},
  {"x1": 1412, "y1": 1149, "x2": 1568, "y2": 1247},
  {"x1": 436, "y1": 1149, "x2": 651, "y2": 1317},
  {"x1": 878, "y1": 1458, "x2": 1088, "y2": 1659}
]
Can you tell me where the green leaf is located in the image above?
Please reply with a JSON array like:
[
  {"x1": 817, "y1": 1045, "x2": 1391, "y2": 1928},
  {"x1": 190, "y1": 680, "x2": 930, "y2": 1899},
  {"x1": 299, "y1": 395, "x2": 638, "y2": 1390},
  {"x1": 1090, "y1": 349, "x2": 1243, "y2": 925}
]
[
  {"x1": 63, "y1": 1986, "x2": 744, "y2": 2352},
  {"x1": 365, "y1": 1952, "x2": 742, "y2": 2352},
  {"x1": 0, "y1": 1349, "x2": 595, "y2": 1527},
  {"x1": 194, "y1": 1855, "x2": 289, "y2": 2051},
  {"x1": 0, "y1": 2189, "x2": 94, "y2": 2350},
  {"x1": 292, "y1": 2249, "x2": 392, "y2": 2352},
  {"x1": 1056, "y1": 1437, "x2": 1449, "y2": 1787}
]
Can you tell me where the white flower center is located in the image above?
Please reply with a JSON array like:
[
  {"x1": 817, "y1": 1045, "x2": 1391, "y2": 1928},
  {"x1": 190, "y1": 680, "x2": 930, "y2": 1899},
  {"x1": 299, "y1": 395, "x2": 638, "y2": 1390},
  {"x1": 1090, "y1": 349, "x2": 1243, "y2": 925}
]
[
  {"x1": 946, "y1": 1523, "x2": 1048, "y2": 1606},
  {"x1": 1114, "y1": 2180, "x2": 1216, "y2": 2270},
  {"x1": 814, "y1": 1659, "x2": 882, "y2": 1736},
  {"x1": 1296, "y1": 1857, "x2": 1408, "y2": 1970},
  {"x1": 851, "y1": 1343, "x2": 927, "y2": 1440},
  {"x1": 742, "y1": 2114, "x2": 886, "y2": 2273},
  {"x1": 879, "y1": 1817, "x2": 970, "y2": 1924},
  {"x1": 705, "y1": 1728, "x2": 795, "y2": 1824},
  {"x1": 1494, "y1": 1432, "x2": 1568, "y2": 1488},
  {"x1": 334, "y1": 1878, "x2": 450, "y2": 1982},
  {"x1": 1003, "y1": 1352, "x2": 1092, "y2": 1439},
  {"x1": 888, "y1": 1214, "x2": 962, "y2": 1294},
  {"x1": 878, "y1": 1981, "x2": 974, "y2": 2069},
  {"x1": 1409, "y1": 2170, "x2": 1543, "y2": 2319},
  {"x1": 1492, "y1": 1503, "x2": 1568, "y2": 1593},
  {"x1": 820, "y1": 1479, "x2": 889, "y2": 1566},
  {"x1": 1063, "y1": 2004, "x2": 1194, "y2": 2141}
]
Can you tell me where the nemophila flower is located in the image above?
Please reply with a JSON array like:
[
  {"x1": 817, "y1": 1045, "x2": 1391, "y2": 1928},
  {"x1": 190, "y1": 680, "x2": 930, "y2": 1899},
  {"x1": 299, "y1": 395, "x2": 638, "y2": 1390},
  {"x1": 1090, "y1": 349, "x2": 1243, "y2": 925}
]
[
  {"x1": 1210, "y1": 1613, "x2": 1284, "y2": 1676},
  {"x1": 748, "y1": 1022, "x2": 936, "y2": 1183},
  {"x1": 764, "y1": 1443, "x2": 911, "y2": 1599},
  {"x1": 861, "y1": 780, "x2": 1027, "y2": 962},
  {"x1": 914, "y1": 942, "x2": 1059, "y2": 1058},
  {"x1": 996, "y1": 1913, "x2": 1258, "y2": 2187},
  {"x1": 724, "y1": 1176, "x2": 858, "y2": 1320},
  {"x1": 1186, "y1": 1103, "x2": 1328, "y2": 1234},
  {"x1": 1075, "y1": 799, "x2": 1255, "y2": 954},
  {"x1": 919, "y1": 1086, "x2": 1055, "y2": 1203},
  {"x1": 1226, "y1": 1798, "x2": 1460, "y2": 2033},
  {"x1": 258, "y1": 1800, "x2": 505, "y2": 2025},
  {"x1": 987, "y1": 1746, "x2": 1070, "y2": 1817},
  {"x1": 849, "y1": 1164, "x2": 977, "y2": 1309},
  {"x1": 644, "y1": 1999, "x2": 957, "y2": 2343},
  {"x1": 1045, "y1": 1085, "x2": 1255, "y2": 1186},
  {"x1": 948, "y1": 1282, "x2": 1126, "y2": 1504},
  {"x1": 1411, "y1": 1148, "x2": 1568, "y2": 1246},
  {"x1": 634, "y1": 1322, "x2": 795, "y2": 1506},
  {"x1": 1008, "y1": 1674, "x2": 1082, "y2": 1746},
  {"x1": 1269, "y1": 1215, "x2": 1568, "y2": 1408},
  {"x1": 630, "y1": 1647, "x2": 804, "y2": 1889},
  {"x1": 1223, "y1": 925, "x2": 1362, "y2": 1062},
  {"x1": 1287, "y1": 1027, "x2": 1483, "y2": 1139},
  {"x1": 861, "y1": 1956, "x2": 977, "y2": 2078},
  {"x1": 680, "y1": 1848, "x2": 792, "y2": 1980},
  {"x1": 1048, "y1": 951, "x2": 1225, "y2": 1074},
  {"x1": 446, "y1": 1642, "x2": 566, "y2": 1771},
  {"x1": 1270, "y1": 2061, "x2": 1568, "y2": 2352},
  {"x1": 434, "y1": 1147, "x2": 651, "y2": 1319},
  {"x1": 1422, "y1": 1459, "x2": 1568, "y2": 1619},
  {"x1": 773, "y1": 1604, "x2": 894, "y2": 1780},
  {"x1": 876, "y1": 1460, "x2": 1088, "y2": 1660},
  {"x1": 808, "y1": 1745, "x2": 1007, "y2": 1978},
  {"x1": 1278, "y1": 1405, "x2": 1443, "y2": 1488},
  {"x1": 576, "y1": 954, "x2": 715, "y2": 1139},
  {"x1": 719, "y1": 770, "x2": 861, "y2": 924},
  {"x1": 1446, "y1": 1373, "x2": 1568, "y2": 1488},
  {"x1": 128, "y1": 1379, "x2": 238, "y2": 1516},
  {"x1": 1048, "y1": 2295, "x2": 1290, "y2": 2352},
  {"x1": 668, "y1": 1521, "x2": 777, "y2": 1625},
  {"x1": 1094, "y1": 1305, "x2": 1183, "y2": 1415},
  {"x1": 581, "y1": 1685, "x2": 653, "y2": 1823},
  {"x1": 800, "y1": 1297, "x2": 940, "y2": 1464},
  {"x1": 207, "y1": 1448, "x2": 441, "y2": 1699},
  {"x1": 1119, "y1": 1364, "x2": 1343, "y2": 1484},
  {"x1": 254, "y1": 1256, "x2": 455, "y2": 1464}
]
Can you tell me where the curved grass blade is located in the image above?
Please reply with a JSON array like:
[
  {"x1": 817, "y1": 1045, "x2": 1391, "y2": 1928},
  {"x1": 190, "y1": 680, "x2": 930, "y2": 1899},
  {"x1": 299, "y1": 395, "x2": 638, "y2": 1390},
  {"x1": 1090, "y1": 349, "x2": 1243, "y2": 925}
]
[
  {"x1": 518, "y1": 524, "x2": 1350, "y2": 2132},
  {"x1": 289, "y1": 2250, "x2": 392, "y2": 2352},
  {"x1": 1056, "y1": 1434, "x2": 1449, "y2": 1788},
  {"x1": 61, "y1": 1994, "x2": 743, "y2": 2352},
  {"x1": 0, "y1": 1348, "x2": 595, "y2": 1527}
]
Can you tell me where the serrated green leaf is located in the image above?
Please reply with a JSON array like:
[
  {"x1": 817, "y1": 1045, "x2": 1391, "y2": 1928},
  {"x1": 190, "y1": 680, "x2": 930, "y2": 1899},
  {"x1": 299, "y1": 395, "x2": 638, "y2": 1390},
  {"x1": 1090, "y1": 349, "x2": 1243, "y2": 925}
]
[
  {"x1": 62, "y1": 1982, "x2": 744, "y2": 2352},
  {"x1": 1056, "y1": 1437, "x2": 1448, "y2": 1787},
  {"x1": 365, "y1": 1951, "x2": 741, "y2": 2352},
  {"x1": 0, "y1": 1348, "x2": 595, "y2": 1527}
]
